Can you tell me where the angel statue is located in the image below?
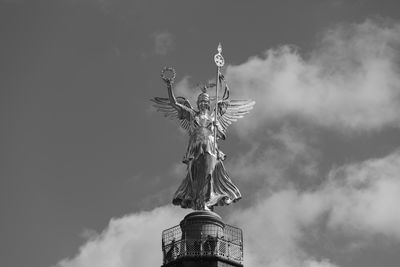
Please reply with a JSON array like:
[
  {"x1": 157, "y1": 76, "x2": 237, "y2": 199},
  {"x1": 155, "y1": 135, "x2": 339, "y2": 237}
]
[{"x1": 151, "y1": 66, "x2": 255, "y2": 211}]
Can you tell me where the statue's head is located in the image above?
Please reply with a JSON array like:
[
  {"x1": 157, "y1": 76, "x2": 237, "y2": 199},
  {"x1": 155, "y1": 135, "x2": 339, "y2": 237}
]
[{"x1": 197, "y1": 90, "x2": 210, "y2": 111}]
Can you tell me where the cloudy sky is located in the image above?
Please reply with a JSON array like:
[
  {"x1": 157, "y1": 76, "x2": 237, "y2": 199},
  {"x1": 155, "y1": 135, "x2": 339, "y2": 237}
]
[{"x1": 2, "y1": 1, "x2": 400, "y2": 267}]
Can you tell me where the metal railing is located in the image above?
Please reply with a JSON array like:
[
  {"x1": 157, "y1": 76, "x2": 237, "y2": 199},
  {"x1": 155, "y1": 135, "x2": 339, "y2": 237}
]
[{"x1": 162, "y1": 224, "x2": 243, "y2": 265}]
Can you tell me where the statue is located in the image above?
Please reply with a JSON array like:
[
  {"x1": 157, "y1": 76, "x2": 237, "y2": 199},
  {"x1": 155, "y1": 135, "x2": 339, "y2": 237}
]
[{"x1": 151, "y1": 45, "x2": 255, "y2": 211}]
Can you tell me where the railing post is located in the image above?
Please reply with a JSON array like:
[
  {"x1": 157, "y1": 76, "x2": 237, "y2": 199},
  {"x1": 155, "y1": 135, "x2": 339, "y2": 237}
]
[{"x1": 200, "y1": 237, "x2": 203, "y2": 256}]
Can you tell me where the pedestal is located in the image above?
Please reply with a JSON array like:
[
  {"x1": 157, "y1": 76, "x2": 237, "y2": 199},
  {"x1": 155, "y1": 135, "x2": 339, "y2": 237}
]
[{"x1": 162, "y1": 211, "x2": 243, "y2": 267}]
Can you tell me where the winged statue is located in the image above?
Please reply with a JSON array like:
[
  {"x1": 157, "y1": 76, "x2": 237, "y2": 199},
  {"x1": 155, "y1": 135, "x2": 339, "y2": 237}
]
[{"x1": 151, "y1": 66, "x2": 255, "y2": 211}]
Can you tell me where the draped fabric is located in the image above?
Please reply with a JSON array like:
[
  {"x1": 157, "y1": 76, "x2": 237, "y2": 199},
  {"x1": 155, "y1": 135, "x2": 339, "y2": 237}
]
[
  {"x1": 172, "y1": 114, "x2": 241, "y2": 210},
  {"x1": 173, "y1": 156, "x2": 241, "y2": 210}
]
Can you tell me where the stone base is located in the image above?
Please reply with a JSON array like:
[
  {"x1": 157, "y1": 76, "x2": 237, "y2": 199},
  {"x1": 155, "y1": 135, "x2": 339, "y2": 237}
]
[
  {"x1": 180, "y1": 211, "x2": 225, "y2": 240},
  {"x1": 161, "y1": 211, "x2": 243, "y2": 267}
]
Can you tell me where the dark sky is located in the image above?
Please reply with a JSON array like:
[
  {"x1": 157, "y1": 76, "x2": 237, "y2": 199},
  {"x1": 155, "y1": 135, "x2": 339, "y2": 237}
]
[{"x1": 1, "y1": 1, "x2": 400, "y2": 267}]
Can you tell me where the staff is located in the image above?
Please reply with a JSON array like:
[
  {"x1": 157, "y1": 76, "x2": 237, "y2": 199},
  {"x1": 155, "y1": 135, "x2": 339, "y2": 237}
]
[{"x1": 213, "y1": 43, "x2": 225, "y2": 155}]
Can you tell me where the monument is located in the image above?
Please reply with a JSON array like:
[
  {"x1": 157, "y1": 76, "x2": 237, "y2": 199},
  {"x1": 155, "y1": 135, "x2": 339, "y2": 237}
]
[{"x1": 152, "y1": 44, "x2": 255, "y2": 267}]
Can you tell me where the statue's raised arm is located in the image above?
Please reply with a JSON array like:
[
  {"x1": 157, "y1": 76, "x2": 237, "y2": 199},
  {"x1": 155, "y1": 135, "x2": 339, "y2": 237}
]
[{"x1": 151, "y1": 67, "x2": 195, "y2": 133}]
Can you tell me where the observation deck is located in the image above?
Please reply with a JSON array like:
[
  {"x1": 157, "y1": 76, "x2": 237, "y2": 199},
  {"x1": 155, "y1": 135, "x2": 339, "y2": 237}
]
[{"x1": 161, "y1": 211, "x2": 243, "y2": 267}]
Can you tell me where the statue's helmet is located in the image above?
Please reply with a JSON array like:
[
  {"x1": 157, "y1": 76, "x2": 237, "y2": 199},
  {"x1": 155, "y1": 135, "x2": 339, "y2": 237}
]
[{"x1": 197, "y1": 91, "x2": 210, "y2": 109}]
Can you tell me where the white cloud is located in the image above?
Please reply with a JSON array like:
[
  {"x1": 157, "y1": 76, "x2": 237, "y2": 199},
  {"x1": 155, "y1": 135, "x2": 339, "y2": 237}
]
[
  {"x1": 152, "y1": 31, "x2": 174, "y2": 56},
  {"x1": 305, "y1": 259, "x2": 339, "y2": 267},
  {"x1": 324, "y1": 151, "x2": 400, "y2": 238},
  {"x1": 228, "y1": 149, "x2": 400, "y2": 266},
  {"x1": 226, "y1": 20, "x2": 400, "y2": 134},
  {"x1": 173, "y1": 75, "x2": 196, "y2": 103},
  {"x1": 228, "y1": 188, "x2": 331, "y2": 266},
  {"x1": 227, "y1": 125, "x2": 319, "y2": 190},
  {"x1": 54, "y1": 206, "x2": 188, "y2": 267}
]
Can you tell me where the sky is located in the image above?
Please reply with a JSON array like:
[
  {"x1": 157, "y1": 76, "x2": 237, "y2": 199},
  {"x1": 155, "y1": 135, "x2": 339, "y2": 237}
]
[{"x1": 1, "y1": 0, "x2": 400, "y2": 267}]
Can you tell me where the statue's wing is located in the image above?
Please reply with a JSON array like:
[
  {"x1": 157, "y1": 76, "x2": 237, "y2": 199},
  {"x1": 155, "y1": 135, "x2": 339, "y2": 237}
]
[
  {"x1": 214, "y1": 99, "x2": 255, "y2": 136},
  {"x1": 150, "y1": 96, "x2": 194, "y2": 132}
]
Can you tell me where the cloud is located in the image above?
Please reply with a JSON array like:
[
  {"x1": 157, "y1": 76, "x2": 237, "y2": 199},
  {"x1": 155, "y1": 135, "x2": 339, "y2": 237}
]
[
  {"x1": 173, "y1": 75, "x2": 195, "y2": 102},
  {"x1": 324, "y1": 150, "x2": 400, "y2": 238},
  {"x1": 227, "y1": 125, "x2": 319, "y2": 189},
  {"x1": 54, "y1": 206, "x2": 188, "y2": 267},
  {"x1": 228, "y1": 149, "x2": 400, "y2": 266},
  {"x1": 228, "y1": 187, "x2": 333, "y2": 266},
  {"x1": 152, "y1": 31, "x2": 174, "y2": 56},
  {"x1": 226, "y1": 19, "x2": 400, "y2": 134}
]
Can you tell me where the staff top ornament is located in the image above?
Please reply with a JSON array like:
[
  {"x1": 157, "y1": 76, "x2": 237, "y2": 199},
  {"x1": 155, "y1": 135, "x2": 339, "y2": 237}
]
[{"x1": 214, "y1": 43, "x2": 225, "y2": 67}]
